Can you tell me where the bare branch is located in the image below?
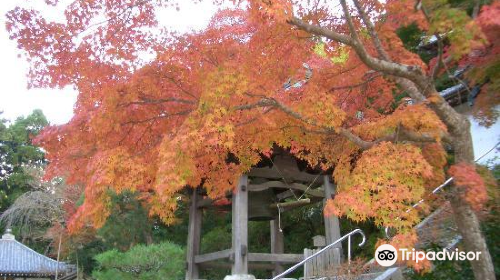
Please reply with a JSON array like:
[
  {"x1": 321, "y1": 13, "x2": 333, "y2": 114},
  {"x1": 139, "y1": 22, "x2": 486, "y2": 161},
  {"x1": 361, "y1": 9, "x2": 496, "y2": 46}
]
[
  {"x1": 328, "y1": 73, "x2": 382, "y2": 92},
  {"x1": 234, "y1": 97, "x2": 441, "y2": 150},
  {"x1": 420, "y1": 5, "x2": 451, "y2": 80},
  {"x1": 119, "y1": 97, "x2": 196, "y2": 107},
  {"x1": 121, "y1": 109, "x2": 192, "y2": 125},
  {"x1": 351, "y1": 0, "x2": 391, "y2": 61},
  {"x1": 350, "y1": 0, "x2": 433, "y2": 106},
  {"x1": 287, "y1": 17, "x2": 353, "y2": 46},
  {"x1": 0, "y1": 166, "x2": 69, "y2": 240},
  {"x1": 339, "y1": 0, "x2": 363, "y2": 44},
  {"x1": 289, "y1": 17, "x2": 429, "y2": 87},
  {"x1": 288, "y1": 14, "x2": 468, "y2": 133}
]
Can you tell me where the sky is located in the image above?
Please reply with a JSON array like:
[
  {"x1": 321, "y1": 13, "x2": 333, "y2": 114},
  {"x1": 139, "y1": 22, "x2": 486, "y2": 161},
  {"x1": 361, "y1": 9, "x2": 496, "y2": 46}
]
[
  {"x1": 0, "y1": 0, "x2": 220, "y2": 125},
  {"x1": 0, "y1": 0, "x2": 498, "y2": 163},
  {"x1": 0, "y1": 1, "x2": 77, "y2": 125}
]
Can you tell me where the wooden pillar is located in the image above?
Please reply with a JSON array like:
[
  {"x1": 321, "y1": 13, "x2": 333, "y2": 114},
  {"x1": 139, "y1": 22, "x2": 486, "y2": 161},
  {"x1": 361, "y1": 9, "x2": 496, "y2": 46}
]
[
  {"x1": 270, "y1": 219, "x2": 284, "y2": 276},
  {"x1": 231, "y1": 175, "x2": 249, "y2": 275},
  {"x1": 323, "y1": 175, "x2": 343, "y2": 260},
  {"x1": 186, "y1": 188, "x2": 202, "y2": 280}
]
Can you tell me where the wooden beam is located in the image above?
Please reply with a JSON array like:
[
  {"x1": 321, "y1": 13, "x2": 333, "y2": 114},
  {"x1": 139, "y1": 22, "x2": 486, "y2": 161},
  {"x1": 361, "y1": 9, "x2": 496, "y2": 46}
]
[
  {"x1": 248, "y1": 253, "x2": 304, "y2": 263},
  {"x1": 276, "y1": 190, "x2": 324, "y2": 202},
  {"x1": 247, "y1": 180, "x2": 287, "y2": 191},
  {"x1": 231, "y1": 175, "x2": 249, "y2": 274},
  {"x1": 198, "y1": 193, "x2": 317, "y2": 211},
  {"x1": 323, "y1": 175, "x2": 343, "y2": 261},
  {"x1": 275, "y1": 189, "x2": 294, "y2": 200},
  {"x1": 194, "y1": 249, "x2": 233, "y2": 263},
  {"x1": 247, "y1": 181, "x2": 324, "y2": 198},
  {"x1": 270, "y1": 220, "x2": 284, "y2": 276},
  {"x1": 248, "y1": 167, "x2": 321, "y2": 183},
  {"x1": 270, "y1": 198, "x2": 311, "y2": 211},
  {"x1": 197, "y1": 198, "x2": 213, "y2": 208},
  {"x1": 288, "y1": 183, "x2": 323, "y2": 197},
  {"x1": 199, "y1": 261, "x2": 276, "y2": 270},
  {"x1": 186, "y1": 188, "x2": 202, "y2": 280},
  {"x1": 197, "y1": 181, "x2": 323, "y2": 209}
]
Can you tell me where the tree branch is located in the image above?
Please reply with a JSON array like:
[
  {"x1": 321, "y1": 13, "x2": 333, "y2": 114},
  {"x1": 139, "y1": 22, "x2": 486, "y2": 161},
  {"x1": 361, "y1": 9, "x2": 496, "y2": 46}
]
[
  {"x1": 234, "y1": 97, "x2": 441, "y2": 150},
  {"x1": 328, "y1": 73, "x2": 382, "y2": 92},
  {"x1": 350, "y1": 0, "x2": 432, "y2": 105},
  {"x1": 288, "y1": 17, "x2": 430, "y2": 88},
  {"x1": 339, "y1": 0, "x2": 363, "y2": 45},
  {"x1": 287, "y1": 17, "x2": 353, "y2": 45},
  {"x1": 351, "y1": 0, "x2": 391, "y2": 61},
  {"x1": 121, "y1": 110, "x2": 192, "y2": 125},
  {"x1": 420, "y1": 5, "x2": 451, "y2": 81},
  {"x1": 120, "y1": 97, "x2": 196, "y2": 107},
  {"x1": 288, "y1": 13, "x2": 468, "y2": 133}
]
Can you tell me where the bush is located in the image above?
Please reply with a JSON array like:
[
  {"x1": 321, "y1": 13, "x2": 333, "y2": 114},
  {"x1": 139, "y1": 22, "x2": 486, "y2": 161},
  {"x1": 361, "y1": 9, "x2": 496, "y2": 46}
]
[{"x1": 92, "y1": 241, "x2": 185, "y2": 280}]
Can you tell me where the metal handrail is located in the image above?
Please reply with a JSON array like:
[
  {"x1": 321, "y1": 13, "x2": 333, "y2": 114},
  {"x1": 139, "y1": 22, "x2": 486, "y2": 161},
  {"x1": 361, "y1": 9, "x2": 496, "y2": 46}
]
[{"x1": 271, "y1": 229, "x2": 366, "y2": 280}]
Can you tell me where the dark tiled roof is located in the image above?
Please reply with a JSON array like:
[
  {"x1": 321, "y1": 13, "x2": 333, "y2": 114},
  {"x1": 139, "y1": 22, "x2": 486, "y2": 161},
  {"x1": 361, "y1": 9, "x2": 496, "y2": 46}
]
[
  {"x1": 0, "y1": 230, "x2": 68, "y2": 276},
  {"x1": 440, "y1": 84, "x2": 466, "y2": 99}
]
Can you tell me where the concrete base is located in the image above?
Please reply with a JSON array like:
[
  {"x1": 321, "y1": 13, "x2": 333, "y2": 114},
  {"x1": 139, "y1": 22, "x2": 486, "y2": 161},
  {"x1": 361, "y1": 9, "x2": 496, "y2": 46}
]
[{"x1": 224, "y1": 275, "x2": 256, "y2": 280}]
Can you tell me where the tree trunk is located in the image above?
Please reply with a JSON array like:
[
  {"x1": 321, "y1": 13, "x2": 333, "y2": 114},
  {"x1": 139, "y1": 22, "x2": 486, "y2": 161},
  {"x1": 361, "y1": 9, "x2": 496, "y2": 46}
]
[{"x1": 448, "y1": 119, "x2": 496, "y2": 280}]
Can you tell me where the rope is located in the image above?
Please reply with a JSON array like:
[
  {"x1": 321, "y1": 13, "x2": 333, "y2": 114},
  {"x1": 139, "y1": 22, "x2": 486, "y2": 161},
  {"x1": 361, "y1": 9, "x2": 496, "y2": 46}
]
[{"x1": 298, "y1": 171, "x2": 323, "y2": 201}]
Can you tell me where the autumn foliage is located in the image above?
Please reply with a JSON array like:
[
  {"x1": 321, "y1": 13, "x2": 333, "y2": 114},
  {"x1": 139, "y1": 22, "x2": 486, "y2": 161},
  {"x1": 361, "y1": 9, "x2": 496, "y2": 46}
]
[
  {"x1": 448, "y1": 163, "x2": 488, "y2": 211},
  {"x1": 464, "y1": 1, "x2": 500, "y2": 126},
  {"x1": 5, "y1": 0, "x2": 496, "y2": 252},
  {"x1": 325, "y1": 142, "x2": 434, "y2": 229}
]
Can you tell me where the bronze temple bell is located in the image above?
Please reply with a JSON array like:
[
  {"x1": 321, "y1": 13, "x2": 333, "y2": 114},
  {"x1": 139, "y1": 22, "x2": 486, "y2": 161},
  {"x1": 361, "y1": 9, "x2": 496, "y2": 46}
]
[{"x1": 248, "y1": 188, "x2": 278, "y2": 221}]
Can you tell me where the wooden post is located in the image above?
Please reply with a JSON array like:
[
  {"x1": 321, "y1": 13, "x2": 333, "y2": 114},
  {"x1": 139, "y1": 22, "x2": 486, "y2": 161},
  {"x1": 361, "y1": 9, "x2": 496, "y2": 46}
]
[
  {"x1": 231, "y1": 175, "x2": 249, "y2": 275},
  {"x1": 270, "y1": 220, "x2": 284, "y2": 276},
  {"x1": 323, "y1": 175, "x2": 343, "y2": 261},
  {"x1": 186, "y1": 188, "x2": 202, "y2": 280}
]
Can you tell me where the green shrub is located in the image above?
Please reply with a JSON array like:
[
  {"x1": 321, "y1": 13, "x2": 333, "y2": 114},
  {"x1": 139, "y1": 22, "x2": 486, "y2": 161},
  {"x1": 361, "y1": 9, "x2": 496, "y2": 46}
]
[{"x1": 92, "y1": 241, "x2": 185, "y2": 280}]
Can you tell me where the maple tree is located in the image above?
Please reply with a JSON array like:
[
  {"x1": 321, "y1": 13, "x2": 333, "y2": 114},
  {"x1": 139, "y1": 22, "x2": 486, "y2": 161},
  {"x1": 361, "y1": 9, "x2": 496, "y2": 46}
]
[{"x1": 6, "y1": 0, "x2": 499, "y2": 279}]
